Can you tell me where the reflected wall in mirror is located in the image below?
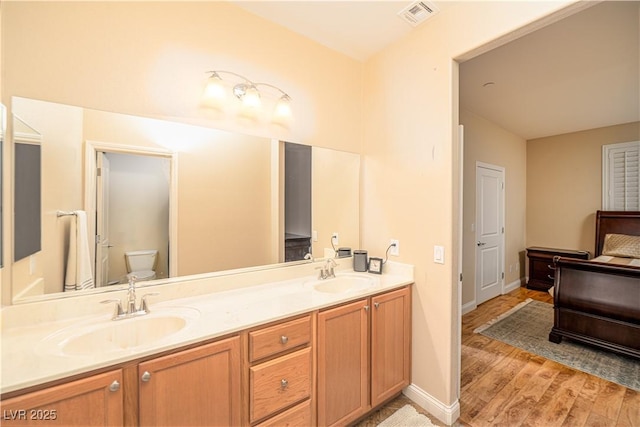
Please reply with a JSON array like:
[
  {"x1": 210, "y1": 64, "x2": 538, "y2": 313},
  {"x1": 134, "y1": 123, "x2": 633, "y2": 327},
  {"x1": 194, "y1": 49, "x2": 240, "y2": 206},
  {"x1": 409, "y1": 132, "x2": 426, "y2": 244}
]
[{"x1": 11, "y1": 97, "x2": 360, "y2": 303}]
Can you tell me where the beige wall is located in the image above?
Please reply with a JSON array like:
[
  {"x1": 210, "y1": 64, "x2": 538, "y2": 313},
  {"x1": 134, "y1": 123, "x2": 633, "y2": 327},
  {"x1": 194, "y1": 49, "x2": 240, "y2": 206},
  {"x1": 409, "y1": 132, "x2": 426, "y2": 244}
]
[
  {"x1": 362, "y1": 0, "x2": 576, "y2": 412},
  {"x1": 460, "y1": 109, "x2": 527, "y2": 307},
  {"x1": 527, "y1": 121, "x2": 640, "y2": 254}
]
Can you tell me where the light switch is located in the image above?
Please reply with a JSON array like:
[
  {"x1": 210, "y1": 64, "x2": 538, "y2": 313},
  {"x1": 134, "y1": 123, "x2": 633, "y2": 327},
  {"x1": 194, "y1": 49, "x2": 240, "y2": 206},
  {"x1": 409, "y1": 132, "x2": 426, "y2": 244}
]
[{"x1": 434, "y1": 245, "x2": 445, "y2": 264}]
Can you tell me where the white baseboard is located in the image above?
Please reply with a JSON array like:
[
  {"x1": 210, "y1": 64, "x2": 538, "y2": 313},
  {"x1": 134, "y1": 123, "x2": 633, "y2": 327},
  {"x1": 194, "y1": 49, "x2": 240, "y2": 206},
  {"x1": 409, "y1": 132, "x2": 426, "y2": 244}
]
[
  {"x1": 461, "y1": 300, "x2": 476, "y2": 315},
  {"x1": 403, "y1": 383, "x2": 460, "y2": 426},
  {"x1": 504, "y1": 278, "x2": 523, "y2": 293},
  {"x1": 463, "y1": 278, "x2": 524, "y2": 315}
]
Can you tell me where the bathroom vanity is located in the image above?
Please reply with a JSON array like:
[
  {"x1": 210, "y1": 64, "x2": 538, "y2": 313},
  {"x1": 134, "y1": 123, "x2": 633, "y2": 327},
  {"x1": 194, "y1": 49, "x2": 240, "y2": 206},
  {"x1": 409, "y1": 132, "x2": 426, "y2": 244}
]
[{"x1": 1, "y1": 262, "x2": 413, "y2": 426}]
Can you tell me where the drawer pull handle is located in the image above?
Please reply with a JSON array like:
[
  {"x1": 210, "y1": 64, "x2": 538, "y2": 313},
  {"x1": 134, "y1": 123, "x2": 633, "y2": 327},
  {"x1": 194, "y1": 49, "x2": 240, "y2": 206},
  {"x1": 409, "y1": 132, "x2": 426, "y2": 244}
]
[
  {"x1": 547, "y1": 275, "x2": 555, "y2": 280},
  {"x1": 141, "y1": 371, "x2": 152, "y2": 382},
  {"x1": 281, "y1": 379, "x2": 288, "y2": 389},
  {"x1": 547, "y1": 264, "x2": 556, "y2": 270},
  {"x1": 109, "y1": 380, "x2": 120, "y2": 392},
  {"x1": 280, "y1": 335, "x2": 289, "y2": 345}
]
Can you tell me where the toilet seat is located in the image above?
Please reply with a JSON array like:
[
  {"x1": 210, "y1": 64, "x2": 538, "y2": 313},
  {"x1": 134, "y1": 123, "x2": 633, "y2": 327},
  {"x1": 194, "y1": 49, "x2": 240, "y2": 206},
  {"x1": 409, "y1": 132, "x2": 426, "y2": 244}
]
[{"x1": 126, "y1": 270, "x2": 156, "y2": 281}]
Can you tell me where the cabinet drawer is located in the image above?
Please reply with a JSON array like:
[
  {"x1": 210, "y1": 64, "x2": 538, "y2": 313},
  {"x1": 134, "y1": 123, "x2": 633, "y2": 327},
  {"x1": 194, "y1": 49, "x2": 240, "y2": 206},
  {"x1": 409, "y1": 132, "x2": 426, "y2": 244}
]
[
  {"x1": 254, "y1": 399, "x2": 311, "y2": 427},
  {"x1": 249, "y1": 315, "x2": 311, "y2": 362},
  {"x1": 531, "y1": 257, "x2": 556, "y2": 282},
  {"x1": 250, "y1": 347, "x2": 311, "y2": 423}
]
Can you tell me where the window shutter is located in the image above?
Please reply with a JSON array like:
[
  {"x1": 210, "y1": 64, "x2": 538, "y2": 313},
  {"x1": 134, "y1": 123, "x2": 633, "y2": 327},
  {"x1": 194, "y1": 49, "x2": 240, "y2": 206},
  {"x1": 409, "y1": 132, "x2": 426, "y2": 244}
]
[{"x1": 604, "y1": 141, "x2": 640, "y2": 210}]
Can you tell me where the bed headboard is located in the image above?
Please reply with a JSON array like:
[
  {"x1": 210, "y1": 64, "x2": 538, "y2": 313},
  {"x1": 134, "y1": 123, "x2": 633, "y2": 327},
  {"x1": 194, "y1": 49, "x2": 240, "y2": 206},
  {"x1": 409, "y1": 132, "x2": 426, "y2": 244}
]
[{"x1": 595, "y1": 210, "x2": 640, "y2": 256}]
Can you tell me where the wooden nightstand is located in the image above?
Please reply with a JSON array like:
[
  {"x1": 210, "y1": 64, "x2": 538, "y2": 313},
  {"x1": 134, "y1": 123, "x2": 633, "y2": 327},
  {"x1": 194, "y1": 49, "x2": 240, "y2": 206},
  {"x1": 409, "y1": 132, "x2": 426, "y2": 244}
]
[{"x1": 526, "y1": 247, "x2": 590, "y2": 291}]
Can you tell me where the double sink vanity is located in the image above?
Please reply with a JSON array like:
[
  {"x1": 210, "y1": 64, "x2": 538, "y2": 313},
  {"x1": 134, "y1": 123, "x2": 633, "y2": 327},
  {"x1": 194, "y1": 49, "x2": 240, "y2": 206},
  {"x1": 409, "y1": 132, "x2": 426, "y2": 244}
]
[{"x1": 1, "y1": 259, "x2": 413, "y2": 426}]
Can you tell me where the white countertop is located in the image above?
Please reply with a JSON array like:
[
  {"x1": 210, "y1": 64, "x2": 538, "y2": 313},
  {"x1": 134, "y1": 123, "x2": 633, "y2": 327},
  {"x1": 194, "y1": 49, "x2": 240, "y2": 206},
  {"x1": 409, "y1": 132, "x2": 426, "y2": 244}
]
[{"x1": 1, "y1": 261, "x2": 413, "y2": 395}]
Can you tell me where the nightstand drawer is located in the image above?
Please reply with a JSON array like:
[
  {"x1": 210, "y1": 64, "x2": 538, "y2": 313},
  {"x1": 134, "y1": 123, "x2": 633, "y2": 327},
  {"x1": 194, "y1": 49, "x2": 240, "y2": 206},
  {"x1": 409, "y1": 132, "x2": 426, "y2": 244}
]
[
  {"x1": 250, "y1": 347, "x2": 311, "y2": 423},
  {"x1": 526, "y1": 247, "x2": 590, "y2": 291},
  {"x1": 249, "y1": 315, "x2": 311, "y2": 362},
  {"x1": 531, "y1": 257, "x2": 557, "y2": 281}
]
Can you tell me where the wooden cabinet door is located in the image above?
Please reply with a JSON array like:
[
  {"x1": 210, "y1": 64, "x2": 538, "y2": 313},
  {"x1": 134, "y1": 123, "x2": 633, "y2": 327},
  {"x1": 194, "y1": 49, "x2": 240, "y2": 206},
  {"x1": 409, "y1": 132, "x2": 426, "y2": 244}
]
[
  {"x1": 371, "y1": 286, "x2": 411, "y2": 407},
  {"x1": 138, "y1": 336, "x2": 240, "y2": 427},
  {"x1": 317, "y1": 298, "x2": 369, "y2": 427},
  {"x1": 1, "y1": 370, "x2": 123, "y2": 426}
]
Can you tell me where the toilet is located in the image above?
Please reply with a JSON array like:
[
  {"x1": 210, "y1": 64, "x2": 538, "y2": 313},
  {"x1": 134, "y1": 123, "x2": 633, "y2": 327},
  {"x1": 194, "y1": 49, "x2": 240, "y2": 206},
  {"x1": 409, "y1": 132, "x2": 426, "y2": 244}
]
[{"x1": 124, "y1": 249, "x2": 158, "y2": 281}]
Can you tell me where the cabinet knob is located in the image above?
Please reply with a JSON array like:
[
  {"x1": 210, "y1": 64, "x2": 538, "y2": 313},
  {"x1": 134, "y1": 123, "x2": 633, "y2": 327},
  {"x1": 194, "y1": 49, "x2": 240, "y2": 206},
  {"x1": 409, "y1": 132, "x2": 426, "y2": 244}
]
[
  {"x1": 281, "y1": 379, "x2": 288, "y2": 389},
  {"x1": 280, "y1": 335, "x2": 289, "y2": 344},
  {"x1": 109, "y1": 380, "x2": 120, "y2": 392},
  {"x1": 141, "y1": 371, "x2": 152, "y2": 382},
  {"x1": 364, "y1": 305, "x2": 370, "y2": 311},
  {"x1": 374, "y1": 302, "x2": 380, "y2": 309}
]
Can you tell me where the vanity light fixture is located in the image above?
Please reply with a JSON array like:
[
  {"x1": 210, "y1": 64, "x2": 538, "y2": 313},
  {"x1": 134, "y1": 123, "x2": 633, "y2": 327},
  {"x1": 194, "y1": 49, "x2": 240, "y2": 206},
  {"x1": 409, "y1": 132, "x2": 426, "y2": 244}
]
[{"x1": 202, "y1": 70, "x2": 292, "y2": 126}]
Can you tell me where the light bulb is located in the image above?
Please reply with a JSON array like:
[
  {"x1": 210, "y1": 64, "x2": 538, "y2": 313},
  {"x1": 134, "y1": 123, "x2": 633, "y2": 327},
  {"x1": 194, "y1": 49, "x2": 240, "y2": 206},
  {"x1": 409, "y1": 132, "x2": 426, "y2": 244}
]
[
  {"x1": 242, "y1": 86, "x2": 261, "y2": 108},
  {"x1": 201, "y1": 75, "x2": 226, "y2": 109},
  {"x1": 272, "y1": 95, "x2": 292, "y2": 126}
]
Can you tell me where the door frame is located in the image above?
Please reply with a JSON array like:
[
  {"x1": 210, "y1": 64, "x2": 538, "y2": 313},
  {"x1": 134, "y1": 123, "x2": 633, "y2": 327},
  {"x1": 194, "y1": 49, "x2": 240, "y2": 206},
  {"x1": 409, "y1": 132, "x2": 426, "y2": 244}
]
[
  {"x1": 84, "y1": 140, "x2": 178, "y2": 281},
  {"x1": 474, "y1": 161, "x2": 505, "y2": 304},
  {"x1": 95, "y1": 152, "x2": 110, "y2": 287}
]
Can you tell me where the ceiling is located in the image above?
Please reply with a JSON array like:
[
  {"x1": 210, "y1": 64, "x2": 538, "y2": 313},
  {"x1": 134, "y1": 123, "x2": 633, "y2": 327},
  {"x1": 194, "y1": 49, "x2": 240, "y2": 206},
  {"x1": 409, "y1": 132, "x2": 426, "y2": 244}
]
[
  {"x1": 459, "y1": 1, "x2": 639, "y2": 140},
  {"x1": 232, "y1": 1, "x2": 452, "y2": 61},
  {"x1": 235, "y1": 1, "x2": 639, "y2": 140}
]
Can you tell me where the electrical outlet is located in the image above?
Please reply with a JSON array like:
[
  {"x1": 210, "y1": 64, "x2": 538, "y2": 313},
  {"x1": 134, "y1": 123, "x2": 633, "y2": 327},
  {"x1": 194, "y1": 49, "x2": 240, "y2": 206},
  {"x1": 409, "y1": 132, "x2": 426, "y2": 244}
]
[
  {"x1": 332, "y1": 232, "x2": 339, "y2": 245},
  {"x1": 390, "y1": 239, "x2": 400, "y2": 256}
]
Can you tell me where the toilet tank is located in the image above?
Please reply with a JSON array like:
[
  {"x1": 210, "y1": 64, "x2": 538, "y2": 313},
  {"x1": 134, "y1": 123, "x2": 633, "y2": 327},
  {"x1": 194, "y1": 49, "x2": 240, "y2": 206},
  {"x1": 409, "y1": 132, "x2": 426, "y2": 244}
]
[{"x1": 125, "y1": 249, "x2": 158, "y2": 273}]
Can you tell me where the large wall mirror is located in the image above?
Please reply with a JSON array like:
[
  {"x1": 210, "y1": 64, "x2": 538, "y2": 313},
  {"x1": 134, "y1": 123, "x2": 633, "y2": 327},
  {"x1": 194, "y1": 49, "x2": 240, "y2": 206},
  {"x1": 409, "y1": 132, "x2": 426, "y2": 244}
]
[{"x1": 11, "y1": 97, "x2": 360, "y2": 303}]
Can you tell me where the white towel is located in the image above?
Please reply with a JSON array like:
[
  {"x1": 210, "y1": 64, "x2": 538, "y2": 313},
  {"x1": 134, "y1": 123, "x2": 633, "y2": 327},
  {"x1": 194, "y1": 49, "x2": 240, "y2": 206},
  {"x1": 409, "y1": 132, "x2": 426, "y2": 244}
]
[{"x1": 64, "y1": 210, "x2": 95, "y2": 291}]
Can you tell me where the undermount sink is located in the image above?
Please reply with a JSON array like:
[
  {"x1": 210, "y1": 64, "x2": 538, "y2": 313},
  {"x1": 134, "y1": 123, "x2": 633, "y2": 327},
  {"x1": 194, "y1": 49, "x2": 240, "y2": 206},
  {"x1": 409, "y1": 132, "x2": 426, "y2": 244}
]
[
  {"x1": 305, "y1": 274, "x2": 377, "y2": 294},
  {"x1": 39, "y1": 307, "x2": 200, "y2": 357}
]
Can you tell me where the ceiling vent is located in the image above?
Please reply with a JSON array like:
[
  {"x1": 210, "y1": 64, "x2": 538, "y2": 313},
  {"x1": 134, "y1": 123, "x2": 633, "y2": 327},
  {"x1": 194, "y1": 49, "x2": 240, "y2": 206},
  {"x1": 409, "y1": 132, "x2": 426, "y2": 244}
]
[{"x1": 397, "y1": 1, "x2": 439, "y2": 27}]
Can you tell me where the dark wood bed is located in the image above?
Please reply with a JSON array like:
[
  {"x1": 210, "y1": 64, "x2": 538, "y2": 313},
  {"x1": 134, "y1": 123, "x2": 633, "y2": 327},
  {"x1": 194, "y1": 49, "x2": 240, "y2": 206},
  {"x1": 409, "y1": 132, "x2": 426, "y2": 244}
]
[{"x1": 549, "y1": 210, "x2": 640, "y2": 359}]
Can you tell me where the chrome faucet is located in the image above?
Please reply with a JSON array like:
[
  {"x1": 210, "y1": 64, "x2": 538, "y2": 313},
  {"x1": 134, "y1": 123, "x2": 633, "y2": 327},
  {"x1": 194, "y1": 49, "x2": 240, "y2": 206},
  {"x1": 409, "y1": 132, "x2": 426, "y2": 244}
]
[
  {"x1": 101, "y1": 275, "x2": 159, "y2": 320},
  {"x1": 317, "y1": 258, "x2": 337, "y2": 280},
  {"x1": 126, "y1": 275, "x2": 138, "y2": 315}
]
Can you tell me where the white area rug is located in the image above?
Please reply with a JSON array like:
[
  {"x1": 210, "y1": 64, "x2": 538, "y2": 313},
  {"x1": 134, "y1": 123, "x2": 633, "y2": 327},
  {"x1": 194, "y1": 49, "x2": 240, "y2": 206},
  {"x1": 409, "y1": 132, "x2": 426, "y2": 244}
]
[{"x1": 377, "y1": 405, "x2": 436, "y2": 427}]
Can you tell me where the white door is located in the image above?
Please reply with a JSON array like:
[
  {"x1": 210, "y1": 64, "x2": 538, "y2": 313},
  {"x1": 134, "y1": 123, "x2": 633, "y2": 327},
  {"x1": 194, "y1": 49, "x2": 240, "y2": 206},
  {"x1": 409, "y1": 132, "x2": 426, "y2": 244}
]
[
  {"x1": 475, "y1": 163, "x2": 505, "y2": 304},
  {"x1": 95, "y1": 152, "x2": 111, "y2": 287}
]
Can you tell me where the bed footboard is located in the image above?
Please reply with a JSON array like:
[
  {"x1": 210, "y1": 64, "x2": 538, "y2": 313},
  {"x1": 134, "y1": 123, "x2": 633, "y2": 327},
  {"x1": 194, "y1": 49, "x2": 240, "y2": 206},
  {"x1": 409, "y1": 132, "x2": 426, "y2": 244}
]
[{"x1": 550, "y1": 257, "x2": 640, "y2": 359}]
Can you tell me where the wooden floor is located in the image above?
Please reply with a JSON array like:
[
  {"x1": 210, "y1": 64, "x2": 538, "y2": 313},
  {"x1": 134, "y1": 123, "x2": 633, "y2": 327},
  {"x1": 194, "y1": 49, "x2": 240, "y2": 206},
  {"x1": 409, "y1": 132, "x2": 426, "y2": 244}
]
[
  {"x1": 361, "y1": 288, "x2": 639, "y2": 426},
  {"x1": 458, "y1": 287, "x2": 639, "y2": 427}
]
